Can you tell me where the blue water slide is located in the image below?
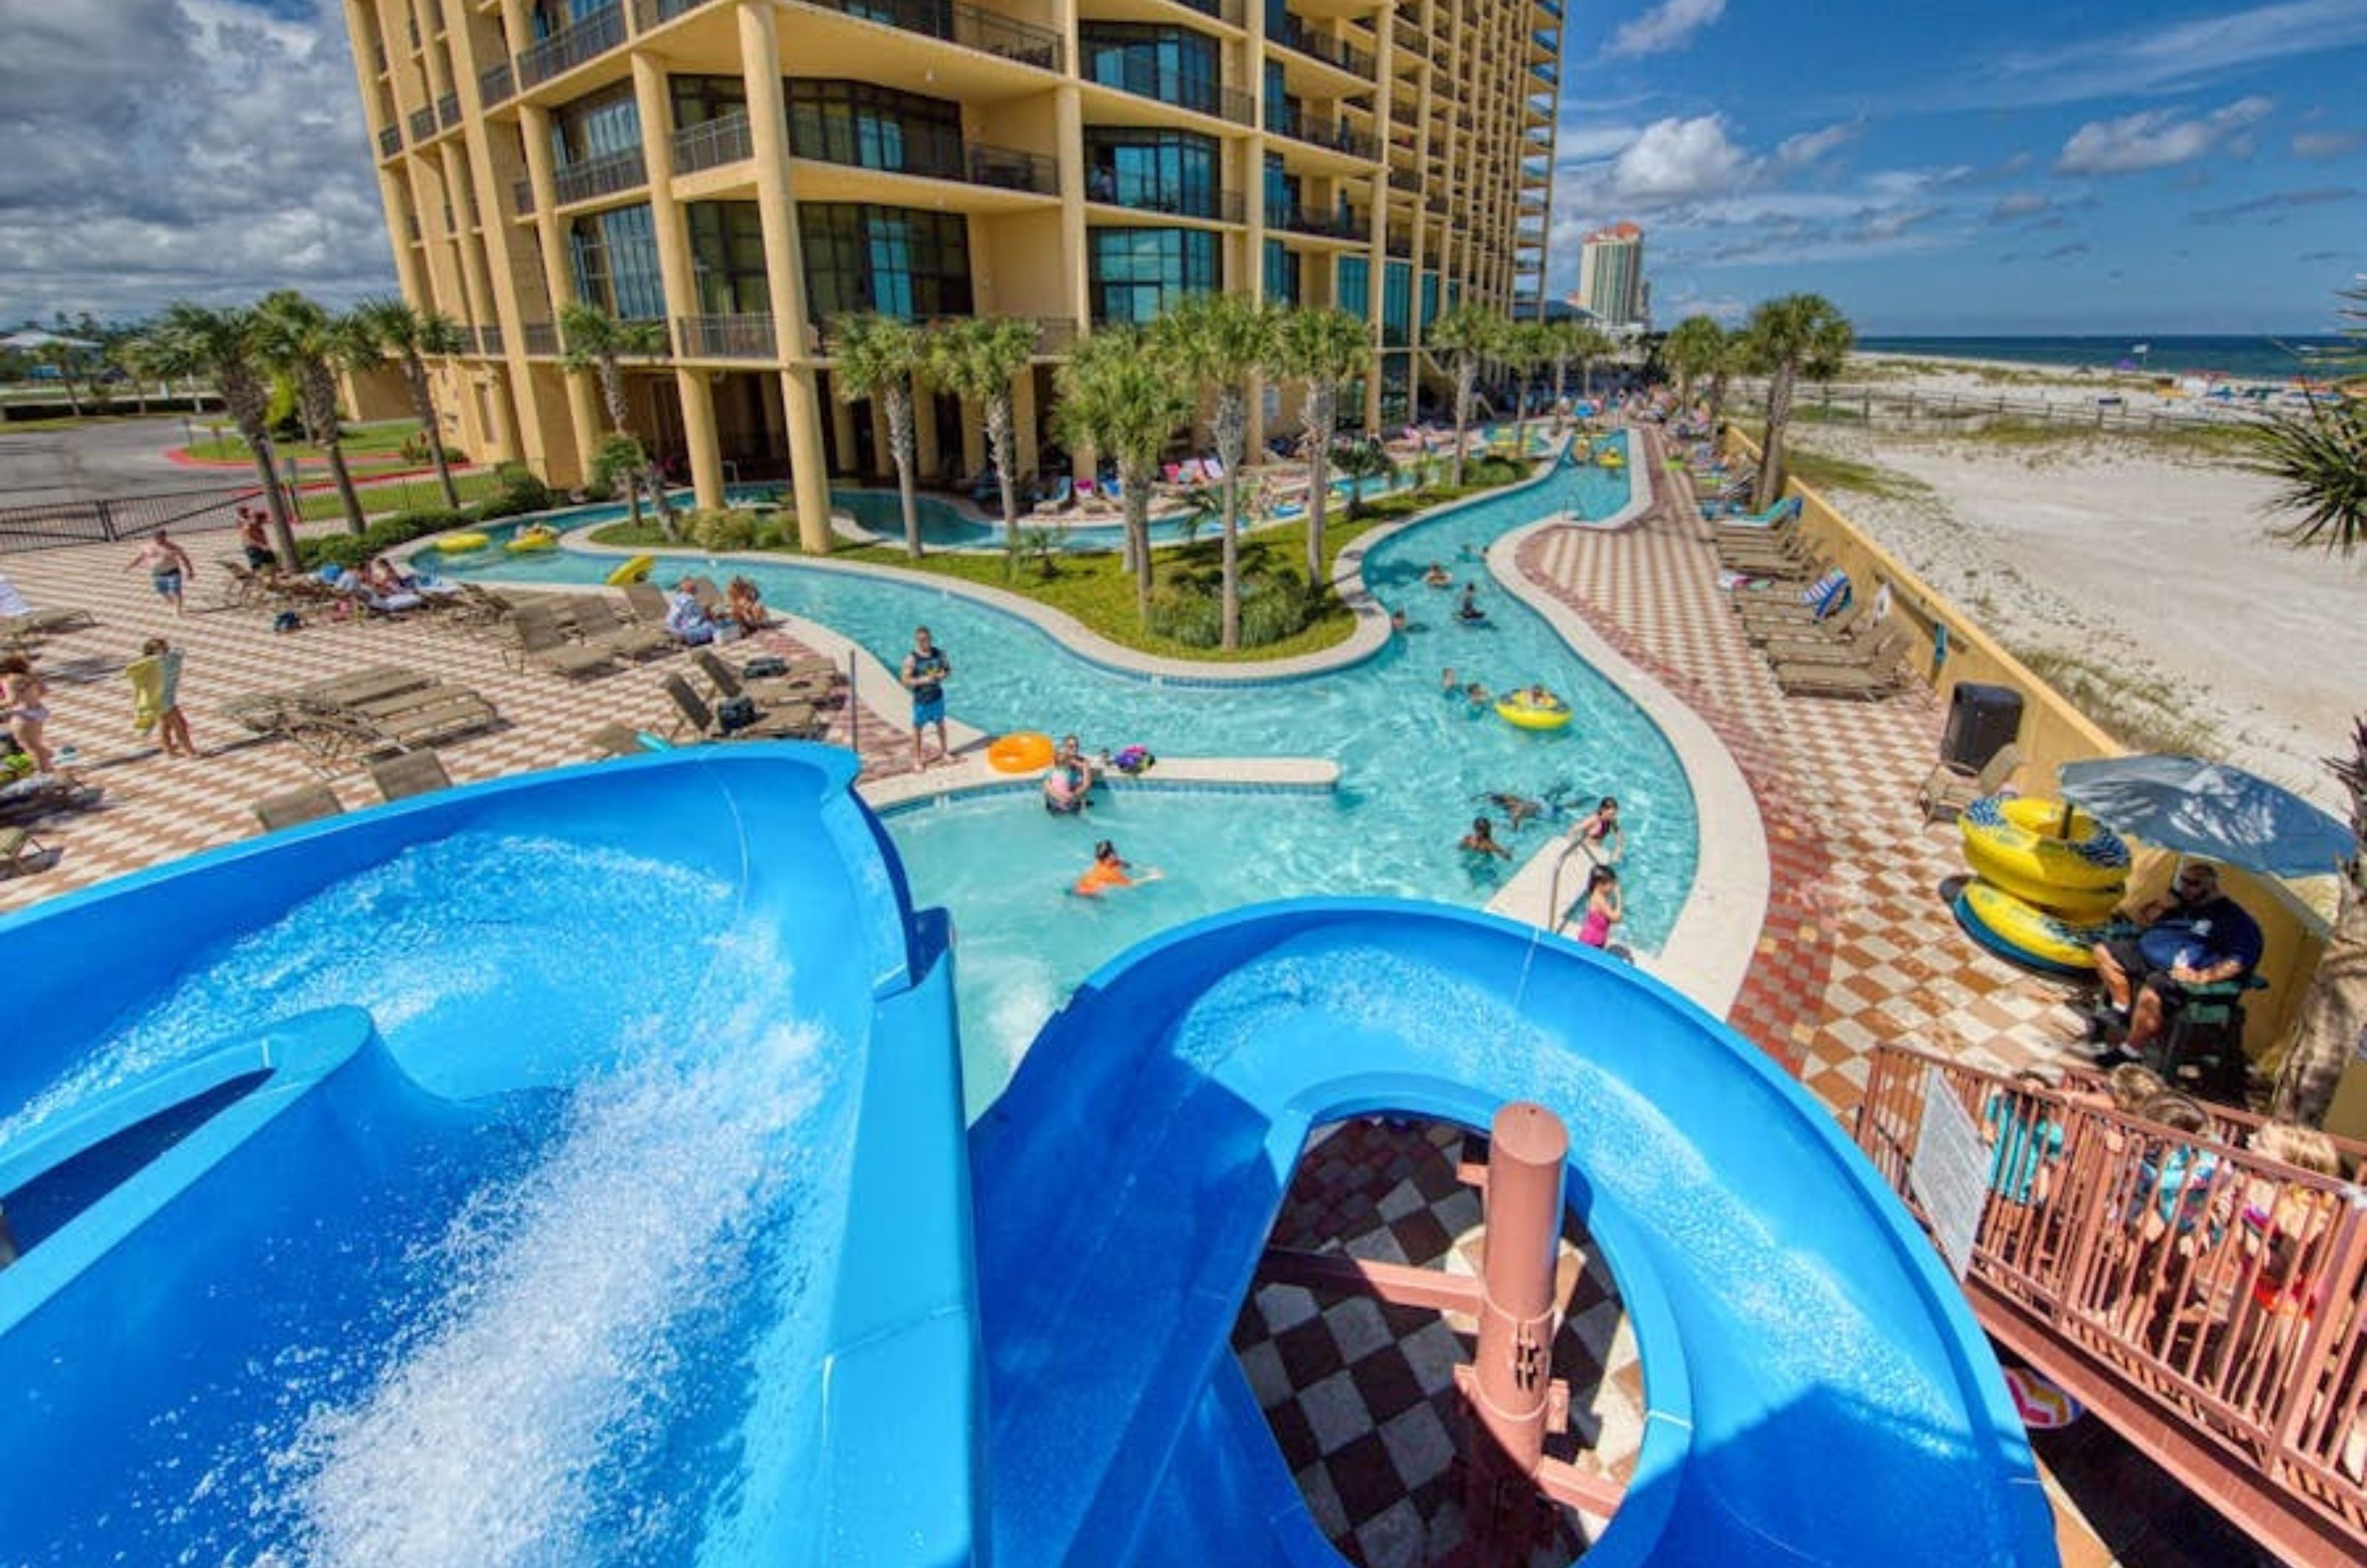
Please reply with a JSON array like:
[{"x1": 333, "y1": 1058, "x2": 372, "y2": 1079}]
[
  {"x1": 0, "y1": 749, "x2": 979, "y2": 1568},
  {"x1": 970, "y1": 899, "x2": 2056, "y2": 1566}
]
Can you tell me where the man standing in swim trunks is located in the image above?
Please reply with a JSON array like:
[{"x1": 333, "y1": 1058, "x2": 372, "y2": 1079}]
[
  {"x1": 124, "y1": 530, "x2": 197, "y2": 615},
  {"x1": 902, "y1": 624, "x2": 952, "y2": 768}
]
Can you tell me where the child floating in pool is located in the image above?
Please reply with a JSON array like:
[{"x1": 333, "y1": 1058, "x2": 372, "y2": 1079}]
[
  {"x1": 1459, "y1": 816, "x2": 1511, "y2": 860},
  {"x1": 1073, "y1": 839, "x2": 1161, "y2": 896},
  {"x1": 1456, "y1": 584, "x2": 1487, "y2": 623},
  {"x1": 1423, "y1": 562, "x2": 1453, "y2": 588},
  {"x1": 1462, "y1": 681, "x2": 1492, "y2": 709},
  {"x1": 1573, "y1": 796, "x2": 1624, "y2": 863}
]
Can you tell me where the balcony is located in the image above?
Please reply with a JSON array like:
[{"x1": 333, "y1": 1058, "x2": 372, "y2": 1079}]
[
  {"x1": 1087, "y1": 175, "x2": 1241, "y2": 223},
  {"x1": 516, "y1": 1, "x2": 626, "y2": 89},
  {"x1": 632, "y1": 0, "x2": 726, "y2": 28},
  {"x1": 672, "y1": 110, "x2": 752, "y2": 175},
  {"x1": 513, "y1": 177, "x2": 537, "y2": 215},
  {"x1": 1268, "y1": 16, "x2": 1372, "y2": 78},
  {"x1": 379, "y1": 124, "x2": 402, "y2": 158},
  {"x1": 551, "y1": 146, "x2": 649, "y2": 206},
  {"x1": 677, "y1": 313, "x2": 777, "y2": 359},
  {"x1": 803, "y1": 0, "x2": 1066, "y2": 75},
  {"x1": 409, "y1": 106, "x2": 438, "y2": 142},
  {"x1": 522, "y1": 322, "x2": 562, "y2": 356},
  {"x1": 1271, "y1": 107, "x2": 1377, "y2": 160},
  {"x1": 480, "y1": 61, "x2": 515, "y2": 107},
  {"x1": 798, "y1": 127, "x2": 1058, "y2": 197},
  {"x1": 405, "y1": 214, "x2": 422, "y2": 242},
  {"x1": 438, "y1": 92, "x2": 462, "y2": 129},
  {"x1": 478, "y1": 323, "x2": 506, "y2": 356},
  {"x1": 1387, "y1": 166, "x2": 1419, "y2": 192},
  {"x1": 1270, "y1": 205, "x2": 1363, "y2": 241},
  {"x1": 1090, "y1": 62, "x2": 1255, "y2": 126}
]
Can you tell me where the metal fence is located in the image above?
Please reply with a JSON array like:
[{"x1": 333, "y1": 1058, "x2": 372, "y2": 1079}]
[
  {"x1": 0, "y1": 484, "x2": 263, "y2": 553},
  {"x1": 1730, "y1": 381, "x2": 2264, "y2": 436}
]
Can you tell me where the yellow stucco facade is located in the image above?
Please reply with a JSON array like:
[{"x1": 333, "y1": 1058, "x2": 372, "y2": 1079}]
[{"x1": 340, "y1": 0, "x2": 1559, "y2": 548}]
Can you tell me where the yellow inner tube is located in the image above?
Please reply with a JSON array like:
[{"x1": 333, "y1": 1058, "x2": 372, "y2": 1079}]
[
  {"x1": 987, "y1": 731, "x2": 1055, "y2": 774},
  {"x1": 507, "y1": 526, "x2": 559, "y2": 553},
  {"x1": 1495, "y1": 693, "x2": 1572, "y2": 731},
  {"x1": 438, "y1": 531, "x2": 490, "y2": 552},
  {"x1": 1956, "y1": 879, "x2": 2105, "y2": 973},
  {"x1": 1959, "y1": 794, "x2": 2129, "y2": 920},
  {"x1": 1597, "y1": 450, "x2": 1625, "y2": 469},
  {"x1": 606, "y1": 553, "x2": 656, "y2": 587}
]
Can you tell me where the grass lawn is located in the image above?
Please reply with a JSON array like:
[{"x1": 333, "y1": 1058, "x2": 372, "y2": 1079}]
[
  {"x1": 186, "y1": 419, "x2": 435, "y2": 467},
  {"x1": 295, "y1": 468, "x2": 502, "y2": 522},
  {"x1": 584, "y1": 470, "x2": 1526, "y2": 662}
]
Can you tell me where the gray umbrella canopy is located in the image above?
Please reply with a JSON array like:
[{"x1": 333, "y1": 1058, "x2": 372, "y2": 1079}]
[{"x1": 2057, "y1": 755, "x2": 2351, "y2": 881}]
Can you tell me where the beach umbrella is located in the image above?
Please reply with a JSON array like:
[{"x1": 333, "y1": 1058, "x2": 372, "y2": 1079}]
[{"x1": 2056, "y1": 754, "x2": 2351, "y2": 881}]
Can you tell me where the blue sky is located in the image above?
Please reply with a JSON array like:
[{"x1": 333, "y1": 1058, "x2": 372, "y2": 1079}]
[
  {"x1": 0, "y1": 1, "x2": 2360, "y2": 336},
  {"x1": 1550, "y1": 0, "x2": 2367, "y2": 333}
]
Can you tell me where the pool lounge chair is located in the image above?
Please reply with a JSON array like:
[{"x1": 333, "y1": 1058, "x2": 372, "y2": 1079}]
[
  {"x1": 1773, "y1": 640, "x2": 1909, "y2": 700},
  {"x1": 251, "y1": 783, "x2": 345, "y2": 834},
  {"x1": 1752, "y1": 600, "x2": 1872, "y2": 655},
  {"x1": 0, "y1": 825, "x2": 48, "y2": 879},
  {"x1": 660, "y1": 673, "x2": 820, "y2": 743},
  {"x1": 504, "y1": 603, "x2": 616, "y2": 678},
  {"x1": 1763, "y1": 624, "x2": 1906, "y2": 676},
  {"x1": 1712, "y1": 496, "x2": 1802, "y2": 532},
  {"x1": 689, "y1": 652, "x2": 825, "y2": 737},
  {"x1": 368, "y1": 748, "x2": 454, "y2": 803},
  {"x1": 1918, "y1": 741, "x2": 2023, "y2": 823},
  {"x1": 570, "y1": 595, "x2": 675, "y2": 662},
  {"x1": 1735, "y1": 568, "x2": 1850, "y2": 625},
  {"x1": 692, "y1": 649, "x2": 840, "y2": 712}
]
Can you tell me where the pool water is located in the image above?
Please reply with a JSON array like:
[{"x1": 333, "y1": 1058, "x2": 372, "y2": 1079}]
[
  {"x1": 421, "y1": 437, "x2": 1698, "y2": 1108},
  {"x1": 9, "y1": 834, "x2": 855, "y2": 1567}
]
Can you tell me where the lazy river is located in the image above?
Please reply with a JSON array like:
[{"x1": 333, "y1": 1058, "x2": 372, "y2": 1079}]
[{"x1": 419, "y1": 437, "x2": 1699, "y2": 1102}]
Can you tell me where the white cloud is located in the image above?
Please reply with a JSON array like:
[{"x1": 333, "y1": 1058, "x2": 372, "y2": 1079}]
[
  {"x1": 1608, "y1": 115, "x2": 1752, "y2": 202},
  {"x1": 0, "y1": 0, "x2": 394, "y2": 322},
  {"x1": 1607, "y1": 0, "x2": 1728, "y2": 59},
  {"x1": 1775, "y1": 123, "x2": 1860, "y2": 169},
  {"x1": 2292, "y1": 130, "x2": 2364, "y2": 162},
  {"x1": 1976, "y1": 1, "x2": 2367, "y2": 108},
  {"x1": 2056, "y1": 97, "x2": 2275, "y2": 175}
]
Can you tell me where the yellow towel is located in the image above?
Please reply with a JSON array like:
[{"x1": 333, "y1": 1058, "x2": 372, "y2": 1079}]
[{"x1": 126, "y1": 655, "x2": 163, "y2": 734}]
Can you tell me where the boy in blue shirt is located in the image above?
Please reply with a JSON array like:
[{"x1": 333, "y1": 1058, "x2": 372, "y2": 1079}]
[{"x1": 2091, "y1": 862, "x2": 2263, "y2": 1065}]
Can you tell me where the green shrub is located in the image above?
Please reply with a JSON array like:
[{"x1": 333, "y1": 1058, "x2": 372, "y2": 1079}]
[
  {"x1": 1147, "y1": 582, "x2": 1223, "y2": 646},
  {"x1": 474, "y1": 462, "x2": 555, "y2": 520},
  {"x1": 297, "y1": 507, "x2": 473, "y2": 569},
  {"x1": 687, "y1": 507, "x2": 760, "y2": 552},
  {"x1": 1238, "y1": 575, "x2": 1312, "y2": 646}
]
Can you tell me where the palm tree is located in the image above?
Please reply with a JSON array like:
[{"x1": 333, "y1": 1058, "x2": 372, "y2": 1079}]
[
  {"x1": 1331, "y1": 439, "x2": 1394, "y2": 519},
  {"x1": 353, "y1": 297, "x2": 469, "y2": 510},
  {"x1": 33, "y1": 340, "x2": 85, "y2": 418},
  {"x1": 1501, "y1": 321, "x2": 1552, "y2": 458},
  {"x1": 927, "y1": 315, "x2": 1041, "y2": 569},
  {"x1": 2258, "y1": 282, "x2": 2366, "y2": 1127},
  {"x1": 1571, "y1": 324, "x2": 1615, "y2": 402},
  {"x1": 1540, "y1": 320, "x2": 1599, "y2": 431},
  {"x1": 1662, "y1": 314, "x2": 1731, "y2": 415},
  {"x1": 1274, "y1": 305, "x2": 1371, "y2": 583},
  {"x1": 560, "y1": 301, "x2": 675, "y2": 538},
  {"x1": 105, "y1": 335, "x2": 155, "y2": 416},
  {"x1": 831, "y1": 312, "x2": 931, "y2": 559},
  {"x1": 256, "y1": 291, "x2": 375, "y2": 535},
  {"x1": 1051, "y1": 325, "x2": 1192, "y2": 622},
  {"x1": 144, "y1": 303, "x2": 300, "y2": 565},
  {"x1": 1428, "y1": 304, "x2": 1502, "y2": 489},
  {"x1": 1152, "y1": 294, "x2": 1281, "y2": 650},
  {"x1": 1739, "y1": 294, "x2": 1854, "y2": 510}
]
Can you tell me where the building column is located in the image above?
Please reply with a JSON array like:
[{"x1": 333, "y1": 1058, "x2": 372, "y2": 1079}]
[
  {"x1": 519, "y1": 100, "x2": 602, "y2": 480},
  {"x1": 831, "y1": 396, "x2": 857, "y2": 471},
  {"x1": 1012, "y1": 369, "x2": 1039, "y2": 479},
  {"x1": 631, "y1": 50, "x2": 728, "y2": 510},
  {"x1": 739, "y1": 0, "x2": 831, "y2": 550}
]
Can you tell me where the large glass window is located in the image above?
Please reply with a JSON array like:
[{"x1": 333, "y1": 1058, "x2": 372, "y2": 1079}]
[
  {"x1": 1087, "y1": 226, "x2": 1218, "y2": 324},
  {"x1": 687, "y1": 201, "x2": 769, "y2": 314},
  {"x1": 799, "y1": 203, "x2": 973, "y2": 321},
  {"x1": 1263, "y1": 240, "x2": 1300, "y2": 305},
  {"x1": 1263, "y1": 152, "x2": 1300, "y2": 222},
  {"x1": 1080, "y1": 24, "x2": 1221, "y2": 118},
  {"x1": 669, "y1": 73, "x2": 746, "y2": 129},
  {"x1": 789, "y1": 80, "x2": 965, "y2": 181},
  {"x1": 1263, "y1": 61, "x2": 1291, "y2": 136},
  {"x1": 1339, "y1": 254, "x2": 1369, "y2": 318},
  {"x1": 1382, "y1": 260, "x2": 1412, "y2": 347},
  {"x1": 1419, "y1": 272, "x2": 1440, "y2": 333},
  {"x1": 567, "y1": 203, "x2": 665, "y2": 319},
  {"x1": 1084, "y1": 128, "x2": 1220, "y2": 217},
  {"x1": 550, "y1": 81, "x2": 640, "y2": 168}
]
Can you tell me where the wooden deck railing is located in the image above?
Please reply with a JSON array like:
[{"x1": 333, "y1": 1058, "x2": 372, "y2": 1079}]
[{"x1": 1854, "y1": 1043, "x2": 2367, "y2": 1562}]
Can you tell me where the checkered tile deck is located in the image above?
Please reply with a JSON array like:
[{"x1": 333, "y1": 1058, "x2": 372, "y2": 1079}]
[{"x1": 1232, "y1": 1119, "x2": 1636, "y2": 1566}]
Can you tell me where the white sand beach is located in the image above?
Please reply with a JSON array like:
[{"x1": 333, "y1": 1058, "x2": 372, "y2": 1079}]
[{"x1": 1777, "y1": 386, "x2": 2364, "y2": 814}]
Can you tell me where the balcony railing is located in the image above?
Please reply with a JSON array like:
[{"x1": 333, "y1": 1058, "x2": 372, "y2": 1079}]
[
  {"x1": 437, "y1": 92, "x2": 461, "y2": 129},
  {"x1": 479, "y1": 61, "x2": 515, "y2": 107},
  {"x1": 379, "y1": 124, "x2": 402, "y2": 158},
  {"x1": 1272, "y1": 109, "x2": 1377, "y2": 160},
  {"x1": 409, "y1": 106, "x2": 438, "y2": 141},
  {"x1": 1268, "y1": 16, "x2": 1373, "y2": 78},
  {"x1": 513, "y1": 177, "x2": 537, "y2": 214},
  {"x1": 1270, "y1": 205, "x2": 1363, "y2": 241},
  {"x1": 672, "y1": 109, "x2": 752, "y2": 175},
  {"x1": 478, "y1": 323, "x2": 506, "y2": 356},
  {"x1": 794, "y1": 125, "x2": 1057, "y2": 196},
  {"x1": 1387, "y1": 166, "x2": 1420, "y2": 192},
  {"x1": 677, "y1": 313, "x2": 777, "y2": 359},
  {"x1": 1170, "y1": 0, "x2": 1242, "y2": 23},
  {"x1": 522, "y1": 322, "x2": 561, "y2": 356},
  {"x1": 803, "y1": 0, "x2": 1066, "y2": 75},
  {"x1": 632, "y1": 0, "x2": 726, "y2": 29},
  {"x1": 1086, "y1": 177, "x2": 1242, "y2": 223},
  {"x1": 1090, "y1": 62, "x2": 1254, "y2": 125},
  {"x1": 551, "y1": 146, "x2": 649, "y2": 206},
  {"x1": 516, "y1": 1, "x2": 626, "y2": 89}
]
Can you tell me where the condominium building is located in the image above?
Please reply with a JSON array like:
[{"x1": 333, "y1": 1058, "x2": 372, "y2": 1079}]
[
  {"x1": 1573, "y1": 221, "x2": 1644, "y2": 331},
  {"x1": 341, "y1": 0, "x2": 1560, "y2": 547}
]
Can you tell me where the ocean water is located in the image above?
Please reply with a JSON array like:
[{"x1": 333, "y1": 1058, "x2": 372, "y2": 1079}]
[{"x1": 1857, "y1": 335, "x2": 2348, "y2": 381}]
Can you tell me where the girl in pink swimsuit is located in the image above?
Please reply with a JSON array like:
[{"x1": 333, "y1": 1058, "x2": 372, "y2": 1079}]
[{"x1": 1576, "y1": 865, "x2": 1622, "y2": 950}]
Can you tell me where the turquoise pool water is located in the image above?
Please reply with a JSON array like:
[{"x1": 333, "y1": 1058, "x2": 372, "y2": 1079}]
[{"x1": 420, "y1": 438, "x2": 1697, "y2": 1107}]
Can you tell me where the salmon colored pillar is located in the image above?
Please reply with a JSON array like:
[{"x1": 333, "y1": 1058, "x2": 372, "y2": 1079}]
[{"x1": 1458, "y1": 1100, "x2": 1569, "y2": 1564}]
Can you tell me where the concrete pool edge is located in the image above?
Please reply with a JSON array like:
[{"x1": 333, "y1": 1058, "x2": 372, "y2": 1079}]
[{"x1": 862, "y1": 754, "x2": 1342, "y2": 813}]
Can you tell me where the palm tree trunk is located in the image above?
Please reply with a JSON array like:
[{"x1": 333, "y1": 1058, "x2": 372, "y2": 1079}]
[
  {"x1": 325, "y1": 440, "x2": 368, "y2": 535},
  {"x1": 1128, "y1": 486, "x2": 1153, "y2": 623},
  {"x1": 246, "y1": 430, "x2": 300, "y2": 564},
  {"x1": 988, "y1": 397, "x2": 1019, "y2": 566},
  {"x1": 1552, "y1": 363, "x2": 1569, "y2": 432},
  {"x1": 1756, "y1": 366, "x2": 1796, "y2": 512},
  {"x1": 2269, "y1": 871, "x2": 2366, "y2": 1125},
  {"x1": 407, "y1": 354, "x2": 460, "y2": 509},
  {"x1": 1512, "y1": 373, "x2": 1530, "y2": 458},
  {"x1": 1304, "y1": 388, "x2": 1334, "y2": 584},
  {"x1": 1216, "y1": 389, "x2": 1244, "y2": 651},
  {"x1": 1451, "y1": 359, "x2": 1474, "y2": 489},
  {"x1": 889, "y1": 388, "x2": 921, "y2": 558}
]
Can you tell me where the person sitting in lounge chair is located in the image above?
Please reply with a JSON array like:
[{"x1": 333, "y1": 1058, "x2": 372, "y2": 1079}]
[
  {"x1": 664, "y1": 578, "x2": 720, "y2": 646},
  {"x1": 724, "y1": 576, "x2": 767, "y2": 632}
]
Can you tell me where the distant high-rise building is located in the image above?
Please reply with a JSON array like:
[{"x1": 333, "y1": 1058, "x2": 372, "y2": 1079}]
[{"x1": 1573, "y1": 222, "x2": 1646, "y2": 329}]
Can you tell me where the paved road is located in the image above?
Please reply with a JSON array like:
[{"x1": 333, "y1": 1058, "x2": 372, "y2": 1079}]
[{"x1": 0, "y1": 417, "x2": 240, "y2": 504}]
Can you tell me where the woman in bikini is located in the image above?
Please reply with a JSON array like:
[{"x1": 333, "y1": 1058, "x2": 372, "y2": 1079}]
[{"x1": 1, "y1": 654, "x2": 57, "y2": 774}]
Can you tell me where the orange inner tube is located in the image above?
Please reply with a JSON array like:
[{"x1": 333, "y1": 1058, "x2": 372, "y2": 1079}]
[{"x1": 987, "y1": 731, "x2": 1055, "y2": 774}]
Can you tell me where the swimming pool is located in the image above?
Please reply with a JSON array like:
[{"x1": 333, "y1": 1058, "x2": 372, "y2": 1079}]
[{"x1": 420, "y1": 437, "x2": 1698, "y2": 1107}]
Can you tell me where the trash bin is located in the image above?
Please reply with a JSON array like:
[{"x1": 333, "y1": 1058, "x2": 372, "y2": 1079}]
[{"x1": 1942, "y1": 683, "x2": 2022, "y2": 773}]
